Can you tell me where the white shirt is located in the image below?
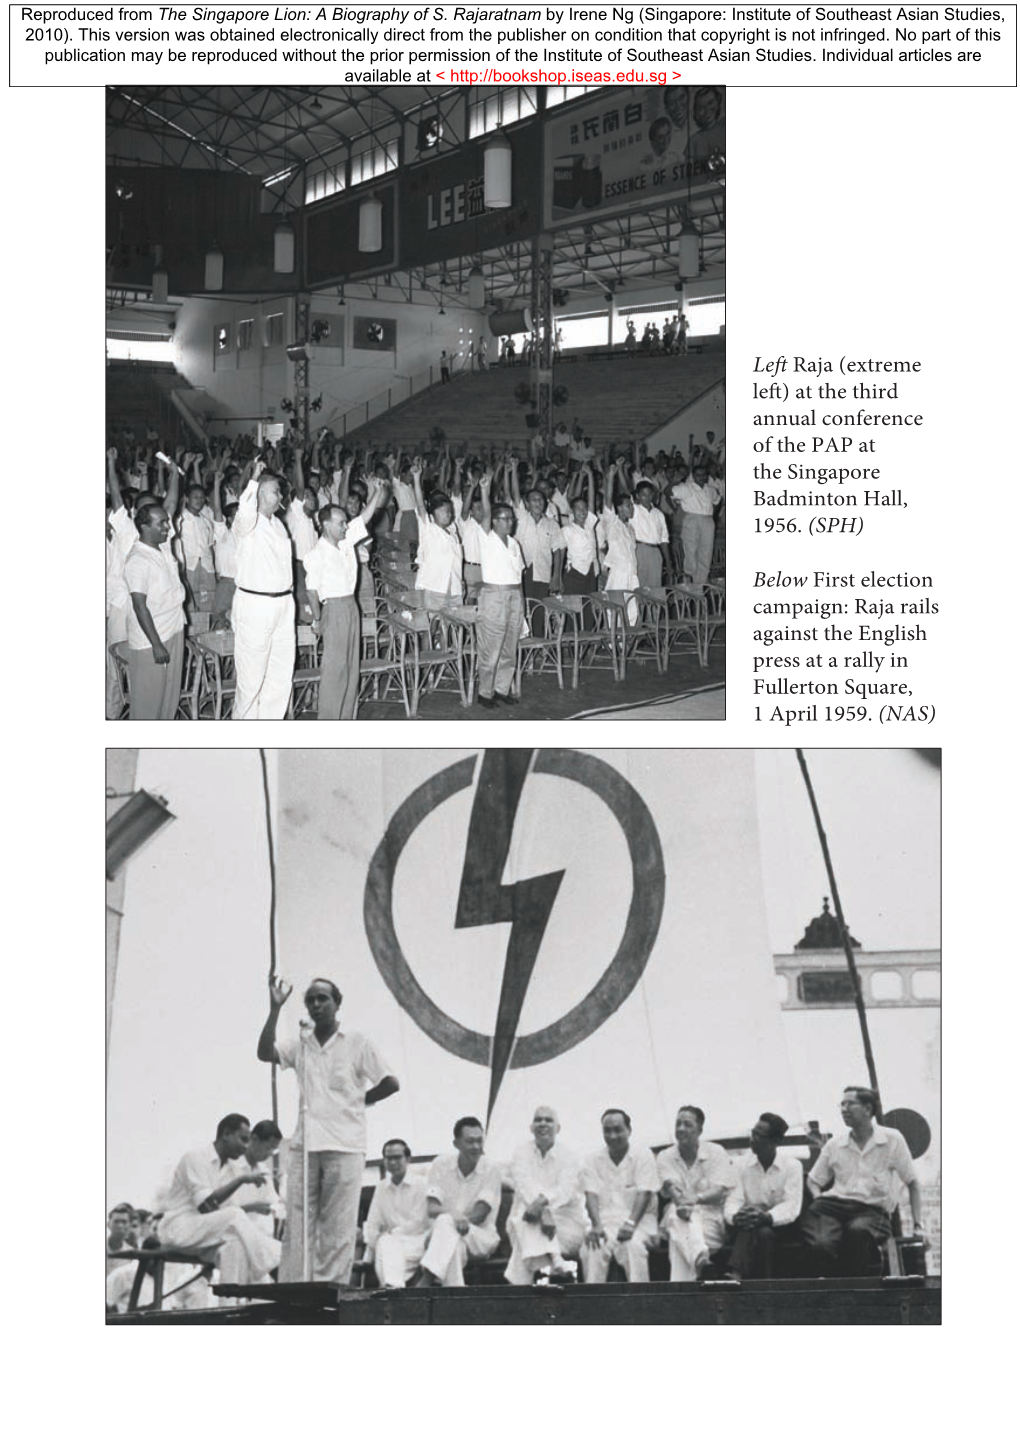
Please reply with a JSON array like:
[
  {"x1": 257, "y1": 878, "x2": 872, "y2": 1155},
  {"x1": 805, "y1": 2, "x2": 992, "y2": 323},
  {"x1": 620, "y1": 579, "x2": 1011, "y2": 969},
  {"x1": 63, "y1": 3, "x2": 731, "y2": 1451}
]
[
  {"x1": 286, "y1": 499, "x2": 319, "y2": 562},
  {"x1": 278, "y1": 1025, "x2": 391, "y2": 1153},
  {"x1": 363, "y1": 1174, "x2": 430, "y2": 1248},
  {"x1": 676, "y1": 479, "x2": 721, "y2": 516},
  {"x1": 560, "y1": 513, "x2": 599, "y2": 574},
  {"x1": 106, "y1": 506, "x2": 135, "y2": 613},
  {"x1": 514, "y1": 504, "x2": 565, "y2": 583},
  {"x1": 460, "y1": 515, "x2": 484, "y2": 566},
  {"x1": 178, "y1": 508, "x2": 215, "y2": 571},
  {"x1": 160, "y1": 1144, "x2": 244, "y2": 1228},
  {"x1": 725, "y1": 1153, "x2": 804, "y2": 1228},
  {"x1": 656, "y1": 1140, "x2": 736, "y2": 1238},
  {"x1": 233, "y1": 478, "x2": 294, "y2": 592},
  {"x1": 415, "y1": 514, "x2": 464, "y2": 595},
  {"x1": 479, "y1": 528, "x2": 525, "y2": 585},
  {"x1": 632, "y1": 503, "x2": 669, "y2": 545},
  {"x1": 580, "y1": 1144, "x2": 659, "y2": 1230},
  {"x1": 807, "y1": 1124, "x2": 917, "y2": 1211},
  {"x1": 123, "y1": 541, "x2": 186, "y2": 648},
  {"x1": 231, "y1": 1157, "x2": 284, "y2": 1235},
  {"x1": 599, "y1": 508, "x2": 639, "y2": 590},
  {"x1": 426, "y1": 1153, "x2": 503, "y2": 1221},
  {"x1": 510, "y1": 1140, "x2": 585, "y2": 1233},
  {"x1": 302, "y1": 518, "x2": 368, "y2": 601},
  {"x1": 212, "y1": 519, "x2": 236, "y2": 579},
  {"x1": 391, "y1": 478, "x2": 416, "y2": 514}
]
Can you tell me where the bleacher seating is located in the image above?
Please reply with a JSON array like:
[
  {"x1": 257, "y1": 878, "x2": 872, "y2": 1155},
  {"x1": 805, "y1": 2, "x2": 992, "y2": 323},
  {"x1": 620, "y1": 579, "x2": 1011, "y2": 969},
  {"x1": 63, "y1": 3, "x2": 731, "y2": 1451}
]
[{"x1": 342, "y1": 346, "x2": 725, "y2": 453}]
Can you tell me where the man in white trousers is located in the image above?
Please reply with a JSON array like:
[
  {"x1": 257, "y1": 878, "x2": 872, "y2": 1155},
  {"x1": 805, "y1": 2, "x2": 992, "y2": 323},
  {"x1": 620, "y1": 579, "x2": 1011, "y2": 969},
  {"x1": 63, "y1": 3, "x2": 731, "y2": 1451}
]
[
  {"x1": 418, "y1": 1118, "x2": 502, "y2": 1287},
  {"x1": 158, "y1": 1114, "x2": 282, "y2": 1291},
  {"x1": 656, "y1": 1104, "x2": 736, "y2": 1281},
  {"x1": 362, "y1": 1139, "x2": 430, "y2": 1288},
  {"x1": 257, "y1": 976, "x2": 399, "y2": 1285},
  {"x1": 231, "y1": 463, "x2": 295, "y2": 718},
  {"x1": 580, "y1": 1108, "x2": 660, "y2": 1283},
  {"x1": 506, "y1": 1106, "x2": 584, "y2": 1284}
]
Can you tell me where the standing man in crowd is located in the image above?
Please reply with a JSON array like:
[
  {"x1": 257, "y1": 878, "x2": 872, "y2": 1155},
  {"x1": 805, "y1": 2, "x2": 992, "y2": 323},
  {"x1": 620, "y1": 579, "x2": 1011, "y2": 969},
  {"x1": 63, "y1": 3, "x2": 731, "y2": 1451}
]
[
  {"x1": 632, "y1": 479, "x2": 671, "y2": 589},
  {"x1": 724, "y1": 1112, "x2": 803, "y2": 1281},
  {"x1": 804, "y1": 1086, "x2": 925, "y2": 1276},
  {"x1": 506, "y1": 1105, "x2": 584, "y2": 1285},
  {"x1": 257, "y1": 976, "x2": 399, "y2": 1285},
  {"x1": 676, "y1": 464, "x2": 721, "y2": 591},
  {"x1": 580, "y1": 1108, "x2": 660, "y2": 1283},
  {"x1": 476, "y1": 472, "x2": 525, "y2": 709},
  {"x1": 158, "y1": 1114, "x2": 282, "y2": 1291},
  {"x1": 303, "y1": 481, "x2": 386, "y2": 719},
  {"x1": 417, "y1": 1117, "x2": 503, "y2": 1287},
  {"x1": 362, "y1": 1138, "x2": 430, "y2": 1289},
  {"x1": 123, "y1": 501, "x2": 186, "y2": 720},
  {"x1": 232, "y1": 462, "x2": 295, "y2": 719}
]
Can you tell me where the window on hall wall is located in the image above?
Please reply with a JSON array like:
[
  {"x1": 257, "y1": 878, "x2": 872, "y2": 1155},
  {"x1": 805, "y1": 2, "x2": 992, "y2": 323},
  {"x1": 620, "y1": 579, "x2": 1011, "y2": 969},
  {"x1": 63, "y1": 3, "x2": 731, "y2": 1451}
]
[
  {"x1": 264, "y1": 313, "x2": 284, "y2": 348},
  {"x1": 237, "y1": 319, "x2": 254, "y2": 351},
  {"x1": 467, "y1": 87, "x2": 538, "y2": 138},
  {"x1": 349, "y1": 140, "x2": 398, "y2": 187},
  {"x1": 545, "y1": 85, "x2": 606, "y2": 110},
  {"x1": 687, "y1": 295, "x2": 726, "y2": 337},
  {"x1": 106, "y1": 335, "x2": 174, "y2": 363},
  {"x1": 305, "y1": 166, "x2": 345, "y2": 205}
]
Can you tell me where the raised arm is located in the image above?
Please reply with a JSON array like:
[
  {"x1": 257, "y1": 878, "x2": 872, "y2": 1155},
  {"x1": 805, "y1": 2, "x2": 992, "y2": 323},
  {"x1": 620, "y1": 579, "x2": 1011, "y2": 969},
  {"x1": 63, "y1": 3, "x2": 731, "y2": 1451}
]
[
  {"x1": 256, "y1": 976, "x2": 293, "y2": 1063},
  {"x1": 479, "y1": 471, "x2": 494, "y2": 532}
]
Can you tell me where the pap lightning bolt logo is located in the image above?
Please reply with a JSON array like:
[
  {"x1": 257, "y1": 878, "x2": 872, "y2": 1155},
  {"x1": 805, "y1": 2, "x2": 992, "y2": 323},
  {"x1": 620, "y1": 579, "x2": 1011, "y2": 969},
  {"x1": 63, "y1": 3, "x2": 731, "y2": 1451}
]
[{"x1": 455, "y1": 750, "x2": 565, "y2": 1126}]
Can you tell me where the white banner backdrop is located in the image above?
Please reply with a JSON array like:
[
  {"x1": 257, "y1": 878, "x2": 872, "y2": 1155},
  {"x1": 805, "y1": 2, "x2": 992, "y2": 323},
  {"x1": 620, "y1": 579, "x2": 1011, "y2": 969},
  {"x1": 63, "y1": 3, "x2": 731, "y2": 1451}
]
[{"x1": 276, "y1": 748, "x2": 797, "y2": 1164}]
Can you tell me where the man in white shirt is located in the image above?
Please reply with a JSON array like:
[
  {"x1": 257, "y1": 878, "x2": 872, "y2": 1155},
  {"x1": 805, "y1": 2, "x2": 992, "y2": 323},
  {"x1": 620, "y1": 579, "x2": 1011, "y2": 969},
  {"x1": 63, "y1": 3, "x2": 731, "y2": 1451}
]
[
  {"x1": 158, "y1": 1114, "x2": 282, "y2": 1290},
  {"x1": 476, "y1": 475, "x2": 526, "y2": 708},
  {"x1": 231, "y1": 465, "x2": 295, "y2": 719},
  {"x1": 656, "y1": 1105, "x2": 736, "y2": 1281},
  {"x1": 257, "y1": 976, "x2": 399, "y2": 1285},
  {"x1": 178, "y1": 484, "x2": 217, "y2": 614},
  {"x1": 724, "y1": 1112, "x2": 803, "y2": 1281},
  {"x1": 230, "y1": 1119, "x2": 285, "y2": 1242},
  {"x1": 418, "y1": 1117, "x2": 503, "y2": 1287},
  {"x1": 303, "y1": 482, "x2": 385, "y2": 719},
  {"x1": 362, "y1": 1138, "x2": 430, "y2": 1289},
  {"x1": 676, "y1": 465, "x2": 722, "y2": 590},
  {"x1": 632, "y1": 480, "x2": 671, "y2": 589},
  {"x1": 804, "y1": 1086, "x2": 925, "y2": 1276},
  {"x1": 123, "y1": 502, "x2": 187, "y2": 720},
  {"x1": 506, "y1": 1106, "x2": 584, "y2": 1285},
  {"x1": 580, "y1": 1108, "x2": 660, "y2": 1283},
  {"x1": 599, "y1": 476, "x2": 639, "y2": 593},
  {"x1": 513, "y1": 486, "x2": 565, "y2": 607},
  {"x1": 411, "y1": 461, "x2": 464, "y2": 608}
]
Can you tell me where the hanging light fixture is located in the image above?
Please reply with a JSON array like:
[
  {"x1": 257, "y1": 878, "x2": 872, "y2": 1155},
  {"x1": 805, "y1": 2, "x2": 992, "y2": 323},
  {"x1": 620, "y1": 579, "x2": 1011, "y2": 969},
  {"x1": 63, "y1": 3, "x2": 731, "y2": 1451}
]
[
  {"x1": 205, "y1": 242, "x2": 224, "y2": 291},
  {"x1": 468, "y1": 265, "x2": 485, "y2": 309},
  {"x1": 274, "y1": 217, "x2": 295, "y2": 273},
  {"x1": 151, "y1": 244, "x2": 168, "y2": 305},
  {"x1": 359, "y1": 195, "x2": 383, "y2": 252},
  {"x1": 677, "y1": 218, "x2": 700, "y2": 279},
  {"x1": 484, "y1": 131, "x2": 513, "y2": 208}
]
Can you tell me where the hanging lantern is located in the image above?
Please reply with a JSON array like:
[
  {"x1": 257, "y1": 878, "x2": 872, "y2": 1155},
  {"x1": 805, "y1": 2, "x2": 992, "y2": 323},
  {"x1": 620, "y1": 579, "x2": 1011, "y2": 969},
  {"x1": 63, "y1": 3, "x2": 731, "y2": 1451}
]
[
  {"x1": 205, "y1": 243, "x2": 224, "y2": 291},
  {"x1": 677, "y1": 220, "x2": 700, "y2": 279},
  {"x1": 274, "y1": 218, "x2": 295, "y2": 273},
  {"x1": 468, "y1": 265, "x2": 485, "y2": 310},
  {"x1": 151, "y1": 245, "x2": 168, "y2": 305},
  {"x1": 484, "y1": 132, "x2": 512, "y2": 208},
  {"x1": 359, "y1": 196, "x2": 383, "y2": 252}
]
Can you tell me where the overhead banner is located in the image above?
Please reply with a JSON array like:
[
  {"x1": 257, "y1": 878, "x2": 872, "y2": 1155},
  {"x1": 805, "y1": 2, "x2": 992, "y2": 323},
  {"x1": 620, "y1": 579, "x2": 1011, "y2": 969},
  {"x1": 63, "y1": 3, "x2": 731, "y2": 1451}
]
[
  {"x1": 543, "y1": 86, "x2": 725, "y2": 228},
  {"x1": 399, "y1": 118, "x2": 542, "y2": 269},
  {"x1": 276, "y1": 748, "x2": 795, "y2": 1164}
]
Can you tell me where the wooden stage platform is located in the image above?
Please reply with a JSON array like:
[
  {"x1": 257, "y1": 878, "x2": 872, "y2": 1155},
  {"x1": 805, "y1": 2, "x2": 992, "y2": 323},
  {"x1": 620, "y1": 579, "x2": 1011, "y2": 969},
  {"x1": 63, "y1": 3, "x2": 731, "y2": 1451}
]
[{"x1": 108, "y1": 1275, "x2": 941, "y2": 1326}]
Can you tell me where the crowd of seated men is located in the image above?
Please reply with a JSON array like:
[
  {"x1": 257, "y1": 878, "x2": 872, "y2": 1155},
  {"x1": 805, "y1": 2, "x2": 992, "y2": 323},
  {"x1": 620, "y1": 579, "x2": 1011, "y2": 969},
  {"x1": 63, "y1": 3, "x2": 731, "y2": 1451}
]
[
  {"x1": 108, "y1": 1085, "x2": 927, "y2": 1309},
  {"x1": 105, "y1": 425, "x2": 725, "y2": 719}
]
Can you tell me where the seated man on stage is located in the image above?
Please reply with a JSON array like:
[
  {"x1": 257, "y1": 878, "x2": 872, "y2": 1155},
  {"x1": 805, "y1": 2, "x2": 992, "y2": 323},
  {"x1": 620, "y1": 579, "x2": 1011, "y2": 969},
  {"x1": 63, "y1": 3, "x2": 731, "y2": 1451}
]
[
  {"x1": 580, "y1": 1109, "x2": 660, "y2": 1284},
  {"x1": 506, "y1": 1105, "x2": 585, "y2": 1285},
  {"x1": 723, "y1": 1112, "x2": 803, "y2": 1282},
  {"x1": 158, "y1": 1114, "x2": 282, "y2": 1294},
  {"x1": 804, "y1": 1086, "x2": 926, "y2": 1276},
  {"x1": 229, "y1": 1119, "x2": 285, "y2": 1246},
  {"x1": 656, "y1": 1105, "x2": 736, "y2": 1281},
  {"x1": 417, "y1": 1117, "x2": 503, "y2": 1287},
  {"x1": 362, "y1": 1139, "x2": 430, "y2": 1289}
]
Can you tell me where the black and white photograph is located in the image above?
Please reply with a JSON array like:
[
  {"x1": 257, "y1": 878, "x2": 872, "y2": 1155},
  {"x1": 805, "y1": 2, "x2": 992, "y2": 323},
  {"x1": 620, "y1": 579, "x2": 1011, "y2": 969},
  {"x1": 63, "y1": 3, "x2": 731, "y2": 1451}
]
[
  {"x1": 105, "y1": 85, "x2": 725, "y2": 722},
  {"x1": 106, "y1": 746, "x2": 939, "y2": 1324}
]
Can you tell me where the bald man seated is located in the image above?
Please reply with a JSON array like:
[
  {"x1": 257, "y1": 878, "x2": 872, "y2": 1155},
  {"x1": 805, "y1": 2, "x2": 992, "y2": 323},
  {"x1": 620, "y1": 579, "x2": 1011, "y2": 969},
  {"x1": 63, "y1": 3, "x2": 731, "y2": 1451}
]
[{"x1": 506, "y1": 1106, "x2": 585, "y2": 1284}]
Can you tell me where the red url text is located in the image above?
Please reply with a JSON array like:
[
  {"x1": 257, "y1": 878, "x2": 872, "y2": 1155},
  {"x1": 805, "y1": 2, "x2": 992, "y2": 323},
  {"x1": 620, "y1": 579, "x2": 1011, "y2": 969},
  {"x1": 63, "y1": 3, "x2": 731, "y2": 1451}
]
[{"x1": 452, "y1": 69, "x2": 670, "y2": 83}]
